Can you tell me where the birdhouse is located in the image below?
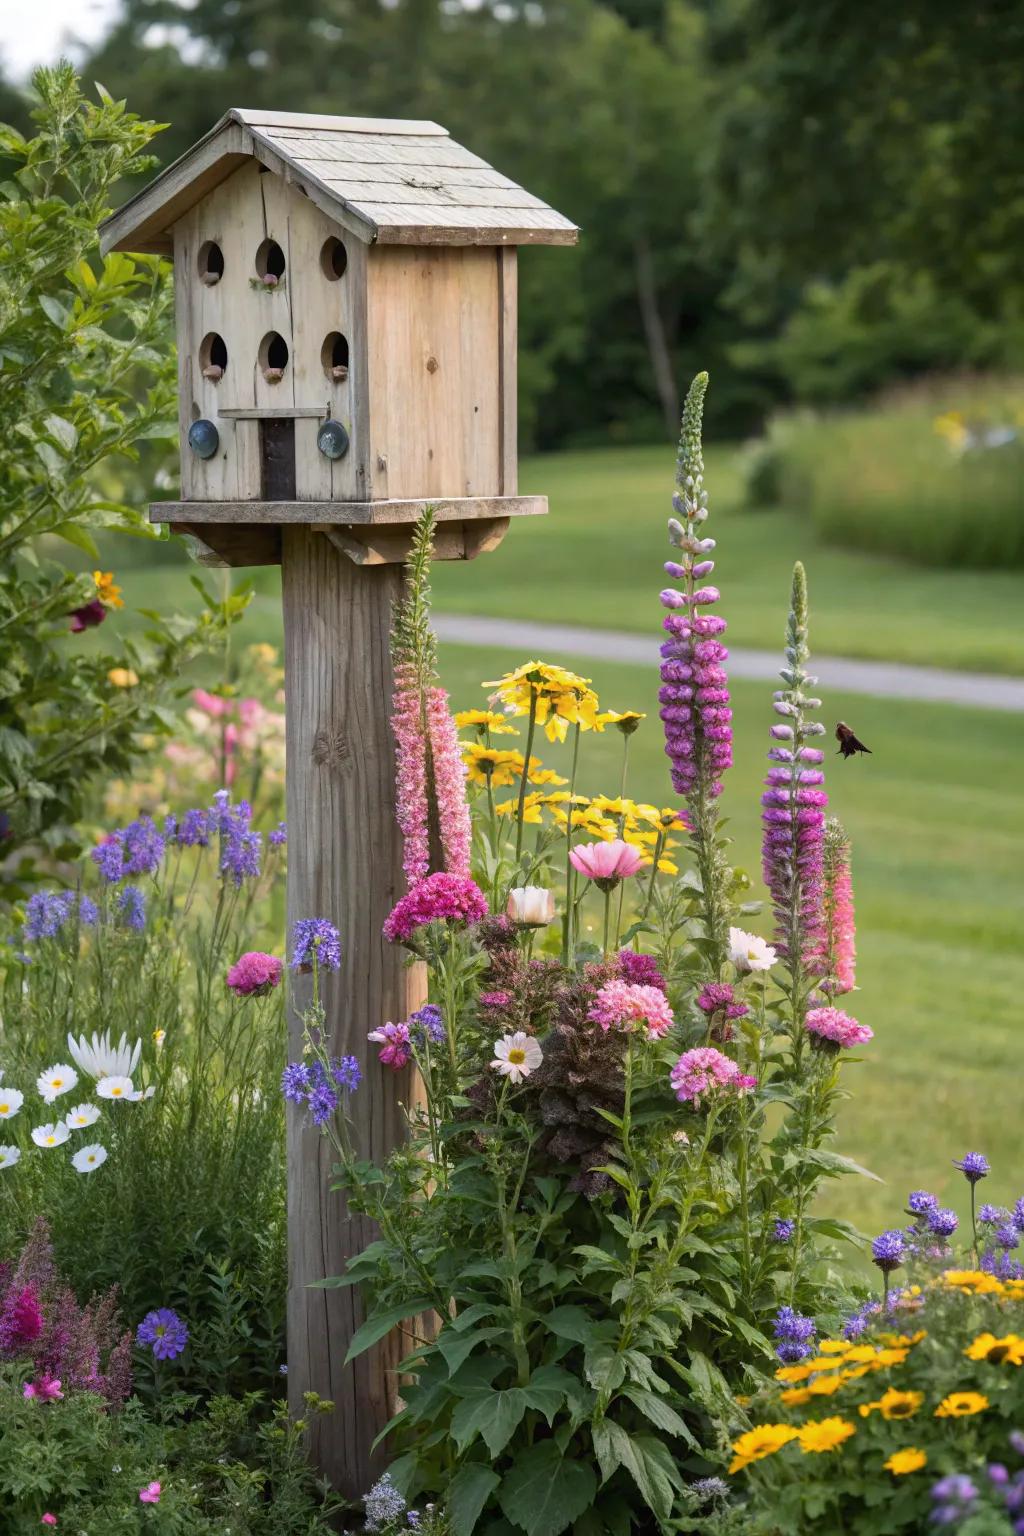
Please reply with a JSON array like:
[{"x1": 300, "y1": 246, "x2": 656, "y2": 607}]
[{"x1": 100, "y1": 108, "x2": 577, "y2": 566}]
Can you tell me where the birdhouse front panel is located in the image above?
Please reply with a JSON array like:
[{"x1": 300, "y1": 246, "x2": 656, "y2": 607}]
[{"x1": 174, "y1": 160, "x2": 366, "y2": 503}]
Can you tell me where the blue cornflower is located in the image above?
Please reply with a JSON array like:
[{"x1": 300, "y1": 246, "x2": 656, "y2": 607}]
[
  {"x1": 211, "y1": 791, "x2": 252, "y2": 838},
  {"x1": 995, "y1": 1224, "x2": 1021, "y2": 1251},
  {"x1": 175, "y1": 808, "x2": 210, "y2": 847},
  {"x1": 281, "y1": 1063, "x2": 312, "y2": 1103},
  {"x1": 773, "y1": 1305, "x2": 815, "y2": 1363},
  {"x1": 122, "y1": 815, "x2": 165, "y2": 876},
  {"x1": 364, "y1": 1474, "x2": 406, "y2": 1532},
  {"x1": 954, "y1": 1152, "x2": 990, "y2": 1185},
  {"x1": 22, "y1": 890, "x2": 75, "y2": 942},
  {"x1": 929, "y1": 1208, "x2": 959, "y2": 1239},
  {"x1": 307, "y1": 1081, "x2": 339, "y2": 1126},
  {"x1": 979, "y1": 1204, "x2": 1006, "y2": 1226},
  {"x1": 269, "y1": 822, "x2": 287, "y2": 847},
  {"x1": 1013, "y1": 1198, "x2": 1024, "y2": 1235},
  {"x1": 136, "y1": 1307, "x2": 189, "y2": 1361},
  {"x1": 871, "y1": 1230, "x2": 906, "y2": 1273},
  {"x1": 331, "y1": 1056, "x2": 361, "y2": 1093},
  {"x1": 291, "y1": 918, "x2": 342, "y2": 973},
  {"x1": 91, "y1": 835, "x2": 126, "y2": 883},
  {"x1": 907, "y1": 1190, "x2": 940, "y2": 1217},
  {"x1": 773, "y1": 1218, "x2": 795, "y2": 1244},
  {"x1": 690, "y1": 1477, "x2": 729, "y2": 1503},
  {"x1": 410, "y1": 1004, "x2": 445, "y2": 1046},
  {"x1": 116, "y1": 885, "x2": 146, "y2": 931},
  {"x1": 163, "y1": 814, "x2": 178, "y2": 840},
  {"x1": 220, "y1": 828, "x2": 262, "y2": 887},
  {"x1": 77, "y1": 894, "x2": 98, "y2": 926}
]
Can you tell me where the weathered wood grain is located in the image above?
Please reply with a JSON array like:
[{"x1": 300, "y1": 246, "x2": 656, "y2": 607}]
[
  {"x1": 282, "y1": 527, "x2": 426, "y2": 1496},
  {"x1": 149, "y1": 494, "x2": 547, "y2": 525}
]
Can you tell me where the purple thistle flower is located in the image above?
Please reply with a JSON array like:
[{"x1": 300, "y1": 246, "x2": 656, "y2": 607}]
[
  {"x1": 617, "y1": 949, "x2": 667, "y2": 992},
  {"x1": 995, "y1": 1224, "x2": 1021, "y2": 1251},
  {"x1": 773, "y1": 1304, "x2": 815, "y2": 1362},
  {"x1": 409, "y1": 1004, "x2": 445, "y2": 1046},
  {"x1": 220, "y1": 828, "x2": 262, "y2": 887},
  {"x1": 773, "y1": 1218, "x2": 795, "y2": 1244},
  {"x1": 696, "y1": 982, "x2": 748, "y2": 1021},
  {"x1": 307, "y1": 1081, "x2": 339, "y2": 1126},
  {"x1": 22, "y1": 891, "x2": 76, "y2": 942},
  {"x1": 77, "y1": 894, "x2": 98, "y2": 926},
  {"x1": 907, "y1": 1190, "x2": 940, "y2": 1217},
  {"x1": 331, "y1": 1056, "x2": 361, "y2": 1093},
  {"x1": 121, "y1": 815, "x2": 165, "y2": 876},
  {"x1": 979, "y1": 1204, "x2": 1007, "y2": 1226},
  {"x1": 269, "y1": 822, "x2": 287, "y2": 847},
  {"x1": 281, "y1": 1063, "x2": 311, "y2": 1103},
  {"x1": 175, "y1": 808, "x2": 210, "y2": 848},
  {"x1": 91, "y1": 835, "x2": 126, "y2": 883},
  {"x1": 929, "y1": 1208, "x2": 959, "y2": 1238},
  {"x1": 136, "y1": 1308, "x2": 188, "y2": 1361},
  {"x1": 954, "y1": 1151, "x2": 990, "y2": 1184},
  {"x1": 116, "y1": 886, "x2": 146, "y2": 931},
  {"x1": 291, "y1": 918, "x2": 341, "y2": 973},
  {"x1": 1014, "y1": 1198, "x2": 1024, "y2": 1234},
  {"x1": 871, "y1": 1229, "x2": 905, "y2": 1273}
]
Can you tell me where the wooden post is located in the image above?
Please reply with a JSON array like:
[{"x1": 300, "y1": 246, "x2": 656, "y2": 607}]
[{"x1": 282, "y1": 525, "x2": 425, "y2": 1495}]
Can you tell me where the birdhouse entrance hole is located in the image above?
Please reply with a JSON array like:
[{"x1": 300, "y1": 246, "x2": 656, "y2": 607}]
[
  {"x1": 259, "y1": 418, "x2": 296, "y2": 499},
  {"x1": 198, "y1": 240, "x2": 224, "y2": 284},
  {"x1": 199, "y1": 331, "x2": 227, "y2": 381},
  {"x1": 319, "y1": 237, "x2": 347, "y2": 280},
  {"x1": 258, "y1": 331, "x2": 289, "y2": 382},
  {"x1": 255, "y1": 238, "x2": 286, "y2": 283},
  {"x1": 322, "y1": 332, "x2": 349, "y2": 381}
]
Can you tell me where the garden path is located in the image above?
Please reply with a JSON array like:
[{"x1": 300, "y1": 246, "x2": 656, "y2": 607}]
[{"x1": 435, "y1": 615, "x2": 1024, "y2": 713}]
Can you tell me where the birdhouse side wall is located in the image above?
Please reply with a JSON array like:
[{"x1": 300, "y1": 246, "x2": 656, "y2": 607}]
[
  {"x1": 363, "y1": 245, "x2": 517, "y2": 501},
  {"x1": 173, "y1": 160, "x2": 368, "y2": 502}
]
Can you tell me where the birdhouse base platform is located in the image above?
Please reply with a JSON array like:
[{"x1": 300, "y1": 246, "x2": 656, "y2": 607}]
[{"x1": 152, "y1": 494, "x2": 546, "y2": 568}]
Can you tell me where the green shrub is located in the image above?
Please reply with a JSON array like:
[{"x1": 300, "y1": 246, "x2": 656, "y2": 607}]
[{"x1": 748, "y1": 377, "x2": 1024, "y2": 569}]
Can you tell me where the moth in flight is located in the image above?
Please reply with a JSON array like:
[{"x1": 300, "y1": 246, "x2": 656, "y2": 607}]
[{"x1": 835, "y1": 722, "x2": 872, "y2": 759}]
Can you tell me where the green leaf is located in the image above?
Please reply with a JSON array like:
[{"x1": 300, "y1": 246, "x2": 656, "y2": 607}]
[
  {"x1": 451, "y1": 1388, "x2": 528, "y2": 1457},
  {"x1": 451, "y1": 1302, "x2": 496, "y2": 1332},
  {"x1": 543, "y1": 1306, "x2": 599, "y2": 1344},
  {"x1": 50, "y1": 521, "x2": 99, "y2": 558},
  {"x1": 44, "y1": 412, "x2": 78, "y2": 452},
  {"x1": 438, "y1": 1326, "x2": 504, "y2": 1377},
  {"x1": 520, "y1": 1364, "x2": 577, "y2": 1424},
  {"x1": 344, "y1": 1298, "x2": 434, "y2": 1363},
  {"x1": 590, "y1": 1422, "x2": 673, "y2": 1521},
  {"x1": 498, "y1": 1443, "x2": 597, "y2": 1536},
  {"x1": 449, "y1": 1464, "x2": 501, "y2": 1536},
  {"x1": 801, "y1": 1148, "x2": 882, "y2": 1182},
  {"x1": 620, "y1": 1386, "x2": 697, "y2": 1447}
]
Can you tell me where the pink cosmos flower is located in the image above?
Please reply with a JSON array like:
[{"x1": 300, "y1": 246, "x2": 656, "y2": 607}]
[
  {"x1": 367, "y1": 1022, "x2": 412, "y2": 1070},
  {"x1": 139, "y1": 1482, "x2": 161, "y2": 1505},
  {"x1": 41, "y1": 1516, "x2": 57, "y2": 1527},
  {"x1": 670, "y1": 1046, "x2": 755, "y2": 1106},
  {"x1": 805, "y1": 1006, "x2": 873, "y2": 1051},
  {"x1": 226, "y1": 951, "x2": 283, "y2": 997},
  {"x1": 23, "y1": 1375, "x2": 63, "y2": 1402},
  {"x1": 588, "y1": 980, "x2": 674, "y2": 1038},
  {"x1": 192, "y1": 688, "x2": 230, "y2": 718},
  {"x1": 569, "y1": 839, "x2": 644, "y2": 887},
  {"x1": 383, "y1": 872, "x2": 488, "y2": 945}
]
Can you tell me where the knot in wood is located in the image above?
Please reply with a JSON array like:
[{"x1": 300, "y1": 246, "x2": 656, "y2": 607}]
[
  {"x1": 311, "y1": 726, "x2": 351, "y2": 770},
  {"x1": 425, "y1": 355, "x2": 439, "y2": 374}
]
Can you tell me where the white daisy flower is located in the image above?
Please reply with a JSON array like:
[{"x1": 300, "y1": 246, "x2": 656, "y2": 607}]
[
  {"x1": 0, "y1": 1145, "x2": 20, "y2": 1169},
  {"x1": 728, "y1": 926, "x2": 778, "y2": 974},
  {"x1": 32, "y1": 1121, "x2": 71, "y2": 1148},
  {"x1": 96, "y1": 1076, "x2": 134, "y2": 1101},
  {"x1": 64, "y1": 1102, "x2": 101, "y2": 1130},
  {"x1": 67, "y1": 1030, "x2": 141, "y2": 1082},
  {"x1": 0, "y1": 1087, "x2": 24, "y2": 1120},
  {"x1": 128, "y1": 1086, "x2": 156, "y2": 1102},
  {"x1": 36, "y1": 1063, "x2": 79, "y2": 1104},
  {"x1": 489, "y1": 1031, "x2": 543, "y2": 1085},
  {"x1": 71, "y1": 1143, "x2": 108, "y2": 1174}
]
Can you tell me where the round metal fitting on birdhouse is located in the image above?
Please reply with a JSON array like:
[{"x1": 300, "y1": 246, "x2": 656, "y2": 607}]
[
  {"x1": 317, "y1": 418, "x2": 350, "y2": 461},
  {"x1": 187, "y1": 419, "x2": 220, "y2": 459}
]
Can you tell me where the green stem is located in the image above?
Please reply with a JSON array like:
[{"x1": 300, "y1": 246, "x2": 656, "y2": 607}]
[
  {"x1": 514, "y1": 689, "x2": 539, "y2": 866},
  {"x1": 561, "y1": 722, "x2": 582, "y2": 965}
]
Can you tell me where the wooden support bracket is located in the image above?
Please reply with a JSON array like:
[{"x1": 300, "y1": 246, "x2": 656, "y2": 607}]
[{"x1": 316, "y1": 516, "x2": 510, "y2": 566}]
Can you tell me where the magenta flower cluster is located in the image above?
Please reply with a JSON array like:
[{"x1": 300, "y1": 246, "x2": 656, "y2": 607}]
[
  {"x1": 383, "y1": 871, "x2": 488, "y2": 945},
  {"x1": 670, "y1": 1046, "x2": 756, "y2": 1106},
  {"x1": 805, "y1": 1005, "x2": 873, "y2": 1051},
  {"x1": 226, "y1": 950, "x2": 282, "y2": 996},
  {"x1": 587, "y1": 979, "x2": 674, "y2": 1038}
]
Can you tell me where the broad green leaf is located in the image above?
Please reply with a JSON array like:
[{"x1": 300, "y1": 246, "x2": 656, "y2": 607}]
[
  {"x1": 438, "y1": 1326, "x2": 504, "y2": 1377},
  {"x1": 451, "y1": 1387, "x2": 528, "y2": 1457},
  {"x1": 44, "y1": 413, "x2": 78, "y2": 452},
  {"x1": 520, "y1": 1364, "x2": 577, "y2": 1424},
  {"x1": 591, "y1": 1422, "x2": 673, "y2": 1521},
  {"x1": 498, "y1": 1443, "x2": 596, "y2": 1536},
  {"x1": 50, "y1": 521, "x2": 99, "y2": 558},
  {"x1": 620, "y1": 1385, "x2": 697, "y2": 1447},
  {"x1": 543, "y1": 1306, "x2": 598, "y2": 1344},
  {"x1": 344, "y1": 1298, "x2": 434, "y2": 1363},
  {"x1": 449, "y1": 1464, "x2": 501, "y2": 1536}
]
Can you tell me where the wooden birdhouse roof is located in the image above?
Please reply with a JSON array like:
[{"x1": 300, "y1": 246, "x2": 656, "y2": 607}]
[{"x1": 100, "y1": 108, "x2": 578, "y2": 254}]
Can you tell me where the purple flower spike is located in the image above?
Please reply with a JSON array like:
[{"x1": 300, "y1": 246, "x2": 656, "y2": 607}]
[
  {"x1": 954, "y1": 1151, "x2": 990, "y2": 1184},
  {"x1": 929, "y1": 1208, "x2": 959, "y2": 1238},
  {"x1": 291, "y1": 918, "x2": 342, "y2": 972},
  {"x1": 871, "y1": 1229, "x2": 905, "y2": 1273},
  {"x1": 907, "y1": 1191, "x2": 940, "y2": 1217}
]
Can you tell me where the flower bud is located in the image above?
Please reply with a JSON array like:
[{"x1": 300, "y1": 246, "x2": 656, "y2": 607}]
[{"x1": 505, "y1": 886, "x2": 555, "y2": 927}]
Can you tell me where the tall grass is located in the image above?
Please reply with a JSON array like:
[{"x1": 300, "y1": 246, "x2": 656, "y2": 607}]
[{"x1": 756, "y1": 375, "x2": 1024, "y2": 568}]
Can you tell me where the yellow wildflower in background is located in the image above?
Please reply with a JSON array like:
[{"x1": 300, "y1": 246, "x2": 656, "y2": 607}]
[
  {"x1": 107, "y1": 667, "x2": 139, "y2": 687},
  {"x1": 728, "y1": 1424, "x2": 797, "y2": 1474},
  {"x1": 941, "y1": 1270, "x2": 1006, "y2": 1297},
  {"x1": 885, "y1": 1448, "x2": 927, "y2": 1476},
  {"x1": 935, "y1": 1392, "x2": 989, "y2": 1419},
  {"x1": 494, "y1": 794, "x2": 545, "y2": 825},
  {"x1": 483, "y1": 661, "x2": 600, "y2": 743},
  {"x1": 600, "y1": 709, "x2": 646, "y2": 734},
  {"x1": 877, "y1": 1388, "x2": 924, "y2": 1420},
  {"x1": 93, "y1": 570, "x2": 123, "y2": 608},
  {"x1": 819, "y1": 1340, "x2": 851, "y2": 1355},
  {"x1": 965, "y1": 1333, "x2": 1024, "y2": 1366},
  {"x1": 797, "y1": 1417, "x2": 856, "y2": 1454},
  {"x1": 455, "y1": 708, "x2": 519, "y2": 736},
  {"x1": 462, "y1": 745, "x2": 525, "y2": 787},
  {"x1": 780, "y1": 1387, "x2": 814, "y2": 1407}
]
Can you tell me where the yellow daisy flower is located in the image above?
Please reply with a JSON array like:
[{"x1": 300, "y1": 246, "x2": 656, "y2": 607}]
[
  {"x1": 818, "y1": 1340, "x2": 852, "y2": 1355},
  {"x1": 462, "y1": 745, "x2": 525, "y2": 787},
  {"x1": 877, "y1": 1388, "x2": 924, "y2": 1421},
  {"x1": 964, "y1": 1333, "x2": 1024, "y2": 1366},
  {"x1": 941, "y1": 1269, "x2": 1006, "y2": 1297},
  {"x1": 885, "y1": 1448, "x2": 927, "y2": 1476},
  {"x1": 935, "y1": 1392, "x2": 989, "y2": 1419},
  {"x1": 775, "y1": 1363, "x2": 816, "y2": 1384},
  {"x1": 797, "y1": 1417, "x2": 856, "y2": 1455},
  {"x1": 493, "y1": 794, "x2": 545, "y2": 825},
  {"x1": 483, "y1": 661, "x2": 600, "y2": 743},
  {"x1": 728, "y1": 1424, "x2": 797, "y2": 1474},
  {"x1": 600, "y1": 709, "x2": 646, "y2": 735},
  {"x1": 779, "y1": 1387, "x2": 814, "y2": 1407},
  {"x1": 455, "y1": 708, "x2": 519, "y2": 736},
  {"x1": 93, "y1": 570, "x2": 124, "y2": 608},
  {"x1": 107, "y1": 667, "x2": 139, "y2": 687}
]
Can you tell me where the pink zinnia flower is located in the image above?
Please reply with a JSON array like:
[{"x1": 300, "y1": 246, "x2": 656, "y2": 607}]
[
  {"x1": 23, "y1": 1375, "x2": 63, "y2": 1402},
  {"x1": 670, "y1": 1046, "x2": 754, "y2": 1106},
  {"x1": 139, "y1": 1482, "x2": 161, "y2": 1504},
  {"x1": 383, "y1": 872, "x2": 488, "y2": 945},
  {"x1": 367, "y1": 1022, "x2": 412, "y2": 1070},
  {"x1": 805, "y1": 1006, "x2": 873, "y2": 1051},
  {"x1": 41, "y1": 1516, "x2": 57, "y2": 1527},
  {"x1": 226, "y1": 951, "x2": 283, "y2": 997},
  {"x1": 569, "y1": 839, "x2": 644, "y2": 887},
  {"x1": 588, "y1": 980, "x2": 674, "y2": 1038}
]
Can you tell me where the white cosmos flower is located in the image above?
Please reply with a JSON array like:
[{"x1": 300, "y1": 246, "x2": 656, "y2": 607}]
[
  {"x1": 505, "y1": 886, "x2": 556, "y2": 927},
  {"x1": 32, "y1": 1121, "x2": 71, "y2": 1148},
  {"x1": 728, "y1": 926, "x2": 778, "y2": 974},
  {"x1": 0, "y1": 1145, "x2": 20, "y2": 1169},
  {"x1": 490, "y1": 1031, "x2": 543, "y2": 1085},
  {"x1": 0, "y1": 1087, "x2": 24, "y2": 1120},
  {"x1": 67, "y1": 1030, "x2": 141, "y2": 1082},
  {"x1": 36, "y1": 1063, "x2": 79, "y2": 1104},
  {"x1": 71, "y1": 1143, "x2": 108, "y2": 1174},
  {"x1": 128, "y1": 1086, "x2": 156, "y2": 1102},
  {"x1": 64, "y1": 1102, "x2": 101, "y2": 1130},
  {"x1": 96, "y1": 1076, "x2": 134, "y2": 1101}
]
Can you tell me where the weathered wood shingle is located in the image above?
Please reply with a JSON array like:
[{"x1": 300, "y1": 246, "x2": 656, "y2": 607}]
[{"x1": 100, "y1": 108, "x2": 578, "y2": 253}]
